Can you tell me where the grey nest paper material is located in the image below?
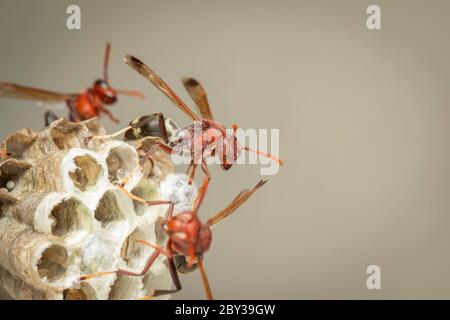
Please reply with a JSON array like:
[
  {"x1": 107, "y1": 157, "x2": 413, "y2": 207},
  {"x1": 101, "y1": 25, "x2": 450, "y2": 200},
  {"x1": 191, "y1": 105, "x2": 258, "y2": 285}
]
[{"x1": 0, "y1": 118, "x2": 194, "y2": 300}]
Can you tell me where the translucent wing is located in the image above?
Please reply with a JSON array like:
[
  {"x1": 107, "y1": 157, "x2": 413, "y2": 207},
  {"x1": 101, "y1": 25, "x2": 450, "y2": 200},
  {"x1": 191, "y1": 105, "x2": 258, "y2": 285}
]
[
  {"x1": 0, "y1": 82, "x2": 74, "y2": 102},
  {"x1": 207, "y1": 180, "x2": 268, "y2": 226},
  {"x1": 182, "y1": 77, "x2": 214, "y2": 120},
  {"x1": 124, "y1": 55, "x2": 200, "y2": 121}
]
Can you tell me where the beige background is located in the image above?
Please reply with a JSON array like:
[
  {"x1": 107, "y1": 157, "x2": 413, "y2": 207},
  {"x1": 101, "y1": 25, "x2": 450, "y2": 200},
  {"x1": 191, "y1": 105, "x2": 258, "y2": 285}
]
[{"x1": 1, "y1": 0, "x2": 450, "y2": 299}]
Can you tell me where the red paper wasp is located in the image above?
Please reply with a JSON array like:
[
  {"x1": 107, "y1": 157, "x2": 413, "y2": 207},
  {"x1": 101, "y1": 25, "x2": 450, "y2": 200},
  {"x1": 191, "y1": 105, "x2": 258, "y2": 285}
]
[
  {"x1": 0, "y1": 43, "x2": 144, "y2": 126},
  {"x1": 92, "y1": 55, "x2": 283, "y2": 184},
  {"x1": 81, "y1": 177, "x2": 267, "y2": 300}
]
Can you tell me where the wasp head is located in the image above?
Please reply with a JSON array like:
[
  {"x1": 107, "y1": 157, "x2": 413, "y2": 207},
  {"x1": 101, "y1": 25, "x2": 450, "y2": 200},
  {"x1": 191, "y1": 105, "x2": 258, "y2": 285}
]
[
  {"x1": 93, "y1": 79, "x2": 117, "y2": 104},
  {"x1": 216, "y1": 134, "x2": 241, "y2": 171}
]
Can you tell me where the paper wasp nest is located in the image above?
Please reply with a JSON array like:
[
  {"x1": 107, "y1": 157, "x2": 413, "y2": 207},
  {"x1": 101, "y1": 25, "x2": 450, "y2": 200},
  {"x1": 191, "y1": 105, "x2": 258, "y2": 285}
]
[{"x1": 0, "y1": 118, "x2": 190, "y2": 300}]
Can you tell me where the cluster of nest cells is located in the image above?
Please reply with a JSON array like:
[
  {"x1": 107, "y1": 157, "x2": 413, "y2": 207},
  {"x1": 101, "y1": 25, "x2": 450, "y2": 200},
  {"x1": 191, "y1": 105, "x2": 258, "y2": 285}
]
[{"x1": 0, "y1": 118, "x2": 195, "y2": 299}]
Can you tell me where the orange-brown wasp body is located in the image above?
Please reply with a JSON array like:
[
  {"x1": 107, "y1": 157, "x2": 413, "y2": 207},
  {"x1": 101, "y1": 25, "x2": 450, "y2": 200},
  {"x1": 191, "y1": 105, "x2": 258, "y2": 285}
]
[{"x1": 0, "y1": 43, "x2": 144, "y2": 126}]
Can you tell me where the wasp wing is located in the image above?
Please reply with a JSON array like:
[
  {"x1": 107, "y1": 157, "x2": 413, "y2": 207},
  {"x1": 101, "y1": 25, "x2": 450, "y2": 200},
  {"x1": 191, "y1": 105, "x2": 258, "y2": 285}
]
[
  {"x1": 0, "y1": 82, "x2": 75, "y2": 102},
  {"x1": 182, "y1": 77, "x2": 214, "y2": 120},
  {"x1": 207, "y1": 180, "x2": 268, "y2": 226},
  {"x1": 124, "y1": 55, "x2": 200, "y2": 121}
]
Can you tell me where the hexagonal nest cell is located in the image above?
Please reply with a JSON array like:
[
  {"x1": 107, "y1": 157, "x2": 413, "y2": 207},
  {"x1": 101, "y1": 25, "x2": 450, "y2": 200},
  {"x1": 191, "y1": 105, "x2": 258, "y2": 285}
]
[
  {"x1": 68, "y1": 155, "x2": 102, "y2": 192},
  {"x1": 36, "y1": 244, "x2": 69, "y2": 283},
  {"x1": 105, "y1": 145, "x2": 139, "y2": 184},
  {"x1": 94, "y1": 189, "x2": 133, "y2": 231},
  {"x1": 50, "y1": 120, "x2": 87, "y2": 150},
  {"x1": 119, "y1": 224, "x2": 154, "y2": 270},
  {"x1": 49, "y1": 198, "x2": 93, "y2": 238},
  {"x1": 131, "y1": 179, "x2": 160, "y2": 216}
]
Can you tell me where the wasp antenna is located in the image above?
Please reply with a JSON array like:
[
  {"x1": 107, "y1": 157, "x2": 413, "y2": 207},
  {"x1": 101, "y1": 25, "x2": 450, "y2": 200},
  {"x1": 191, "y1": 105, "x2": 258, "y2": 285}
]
[
  {"x1": 115, "y1": 89, "x2": 145, "y2": 99},
  {"x1": 103, "y1": 42, "x2": 111, "y2": 82},
  {"x1": 193, "y1": 177, "x2": 210, "y2": 212},
  {"x1": 242, "y1": 147, "x2": 284, "y2": 166}
]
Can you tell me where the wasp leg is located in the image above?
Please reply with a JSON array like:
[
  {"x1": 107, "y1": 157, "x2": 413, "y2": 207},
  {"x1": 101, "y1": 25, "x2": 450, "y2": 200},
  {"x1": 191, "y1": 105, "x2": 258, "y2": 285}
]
[
  {"x1": 201, "y1": 160, "x2": 211, "y2": 181},
  {"x1": 187, "y1": 164, "x2": 197, "y2": 185},
  {"x1": 99, "y1": 105, "x2": 119, "y2": 123},
  {"x1": 197, "y1": 257, "x2": 213, "y2": 300},
  {"x1": 116, "y1": 182, "x2": 172, "y2": 206},
  {"x1": 44, "y1": 111, "x2": 59, "y2": 127},
  {"x1": 193, "y1": 177, "x2": 209, "y2": 212},
  {"x1": 67, "y1": 99, "x2": 81, "y2": 122},
  {"x1": 187, "y1": 158, "x2": 211, "y2": 185},
  {"x1": 115, "y1": 142, "x2": 173, "y2": 189},
  {"x1": 90, "y1": 126, "x2": 132, "y2": 141}
]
